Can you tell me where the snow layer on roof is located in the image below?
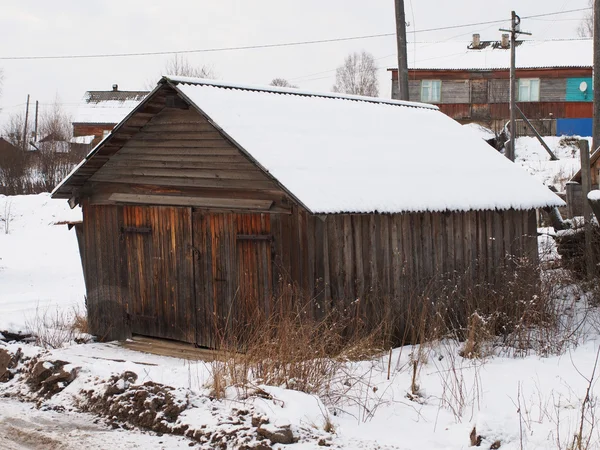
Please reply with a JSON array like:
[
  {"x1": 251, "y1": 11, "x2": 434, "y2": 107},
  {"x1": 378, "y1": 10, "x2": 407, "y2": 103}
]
[
  {"x1": 173, "y1": 79, "x2": 563, "y2": 213},
  {"x1": 399, "y1": 39, "x2": 592, "y2": 70},
  {"x1": 167, "y1": 75, "x2": 438, "y2": 110},
  {"x1": 70, "y1": 135, "x2": 95, "y2": 144},
  {"x1": 73, "y1": 92, "x2": 147, "y2": 125}
]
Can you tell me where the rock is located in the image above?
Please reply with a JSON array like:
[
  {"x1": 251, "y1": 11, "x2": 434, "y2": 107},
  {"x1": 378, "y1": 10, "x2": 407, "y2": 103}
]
[
  {"x1": 257, "y1": 424, "x2": 294, "y2": 445},
  {"x1": 490, "y1": 441, "x2": 501, "y2": 449},
  {"x1": 470, "y1": 426, "x2": 482, "y2": 447},
  {"x1": 28, "y1": 360, "x2": 77, "y2": 398},
  {"x1": 0, "y1": 348, "x2": 11, "y2": 381}
]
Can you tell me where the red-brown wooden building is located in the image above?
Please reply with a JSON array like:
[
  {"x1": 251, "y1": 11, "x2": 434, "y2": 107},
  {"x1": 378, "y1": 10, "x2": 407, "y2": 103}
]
[
  {"x1": 72, "y1": 84, "x2": 148, "y2": 146},
  {"x1": 389, "y1": 37, "x2": 592, "y2": 136}
]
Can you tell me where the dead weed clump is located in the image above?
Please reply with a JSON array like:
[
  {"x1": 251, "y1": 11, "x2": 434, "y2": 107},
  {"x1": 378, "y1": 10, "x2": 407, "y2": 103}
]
[
  {"x1": 25, "y1": 306, "x2": 90, "y2": 349},
  {"x1": 209, "y1": 289, "x2": 386, "y2": 399}
]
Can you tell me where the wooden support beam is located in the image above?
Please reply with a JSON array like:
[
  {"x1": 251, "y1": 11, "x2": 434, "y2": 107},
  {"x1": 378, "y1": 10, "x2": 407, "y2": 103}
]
[
  {"x1": 515, "y1": 105, "x2": 558, "y2": 161},
  {"x1": 92, "y1": 193, "x2": 274, "y2": 211},
  {"x1": 580, "y1": 139, "x2": 595, "y2": 278}
]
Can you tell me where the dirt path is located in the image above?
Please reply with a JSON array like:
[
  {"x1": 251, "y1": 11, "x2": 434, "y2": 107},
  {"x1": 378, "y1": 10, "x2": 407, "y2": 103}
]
[{"x1": 0, "y1": 398, "x2": 193, "y2": 449}]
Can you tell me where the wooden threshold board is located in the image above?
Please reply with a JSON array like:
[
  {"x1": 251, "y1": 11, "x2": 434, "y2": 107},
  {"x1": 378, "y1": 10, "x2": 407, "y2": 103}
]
[{"x1": 121, "y1": 335, "x2": 222, "y2": 361}]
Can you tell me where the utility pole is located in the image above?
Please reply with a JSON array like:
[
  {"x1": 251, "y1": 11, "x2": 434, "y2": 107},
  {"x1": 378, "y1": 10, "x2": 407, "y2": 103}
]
[
  {"x1": 22, "y1": 94, "x2": 30, "y2": 152},
  {"x1": 34, "y1": 100, "x2": 39, "y2": 143},
  {"x1": 500, "y1": 11, "x2": 531, "y2": 161},
  {"x1": 394, "y1": 0, "x2": 409, "y2": 100},
  {"x1": 593, "y1": 0, "x2": 600, "y2": 154}
]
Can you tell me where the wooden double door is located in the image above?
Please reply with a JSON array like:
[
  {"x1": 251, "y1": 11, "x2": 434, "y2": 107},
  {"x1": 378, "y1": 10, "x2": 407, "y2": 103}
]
[{"x1": 121, "y1": 206, "x2": 272, "y2": 347}]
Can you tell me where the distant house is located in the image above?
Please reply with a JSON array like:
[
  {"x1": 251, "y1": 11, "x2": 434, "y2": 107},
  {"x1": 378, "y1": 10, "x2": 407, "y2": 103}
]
[
  {"x1": 53, "y1": 77, "x2": 563, "y2": 345},
  {"x1": 0, "y1": 137, "x2": 19, "y2": 155},
  {"x1": 72, "y1": 84, "x2": 148, "y2": 145},
  {"x1": 389, "y1": 37, "x2": 592, "y2": 137}
]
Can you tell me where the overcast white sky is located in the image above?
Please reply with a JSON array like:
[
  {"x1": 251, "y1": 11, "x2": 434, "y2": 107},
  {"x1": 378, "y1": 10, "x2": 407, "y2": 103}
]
[{"x1": 0, "y1": 0, "x2": 591, "y2": 128}]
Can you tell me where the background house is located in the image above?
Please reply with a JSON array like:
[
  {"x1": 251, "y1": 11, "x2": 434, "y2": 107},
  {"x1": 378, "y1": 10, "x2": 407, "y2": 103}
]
[
  {"x1": 72, "y1": 84, "x2": 148, "y2": 146},
  {"x1": 53, "y1": 77, "x2": 563, "y2": 346},
  {"x1": 388, "y1": 37, "x2": 592, "y2": 137}
]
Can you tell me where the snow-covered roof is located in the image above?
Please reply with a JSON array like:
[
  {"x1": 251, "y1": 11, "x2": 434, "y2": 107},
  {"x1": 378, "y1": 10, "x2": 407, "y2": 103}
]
[
  {"x1": 165, "y1": 76, "x2": 563, "y2": 213},
  {"x1": 70, "y1": 135, "x2": 95, "y2": 145},
  {"x1": 73, "y1": 90, "x2": 148, "y2": 125},
  {"x1": 391, "y1": 39, "x2": 592, "y2": 71}
]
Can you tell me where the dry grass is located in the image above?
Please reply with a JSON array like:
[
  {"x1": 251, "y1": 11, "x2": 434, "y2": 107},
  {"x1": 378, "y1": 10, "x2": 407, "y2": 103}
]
[
  {"x1": 25, "y1": 306, "x2": 89, "y2": 349},
  {"x1": 207, "y1": 289, "x2": 386, "y2": 400}
]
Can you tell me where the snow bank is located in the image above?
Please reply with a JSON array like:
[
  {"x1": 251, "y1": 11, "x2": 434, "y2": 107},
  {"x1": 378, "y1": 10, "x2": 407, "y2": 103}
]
[
  {"x1": 0, "y1": 194, "x2": 84, "y2": 334},
  {"x1": 515, "y1": 136, "x2": 589, "y2": 191},
  {"x1": 588, "y1": 190, "x2": 600, "y2": 201}
]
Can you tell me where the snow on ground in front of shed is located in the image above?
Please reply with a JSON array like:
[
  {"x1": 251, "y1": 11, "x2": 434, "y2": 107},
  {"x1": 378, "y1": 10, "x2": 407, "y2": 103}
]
[
  {"x1": 3, "y1": 317, "x2": 600, "y2": 449},
  {"x1": 174, "y1": 81, "x2": 563, "y2": 213},
  {"x1": 0, "y1": 193, "x2": 84, "y2": 335},
  {"x1": 1, "y1": 194, "x2": 600, "y2": 448},
  {"x1": 0, "y1": 397, "x2": 193, "y2": 450},
  {"x1": 515, "y1": 136, "x2": 590, "y2": 191}
]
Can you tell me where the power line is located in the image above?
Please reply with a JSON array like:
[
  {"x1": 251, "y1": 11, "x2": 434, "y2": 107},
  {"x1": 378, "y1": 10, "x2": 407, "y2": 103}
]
[{"x1": 0, "y1": 7, "x2": 590, "y2": 61}]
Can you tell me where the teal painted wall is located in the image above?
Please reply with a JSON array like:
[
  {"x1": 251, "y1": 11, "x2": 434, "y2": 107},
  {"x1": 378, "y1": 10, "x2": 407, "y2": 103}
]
[{"x1": 566, "y1": 77, "x2": 593, "y2": 102}]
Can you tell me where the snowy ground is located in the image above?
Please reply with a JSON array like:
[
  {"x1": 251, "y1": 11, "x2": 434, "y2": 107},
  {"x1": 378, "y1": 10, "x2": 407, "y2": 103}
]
[
  {"x1": 1, "y1": 192, "x2": 600, "y2": 448},
  {"x1": 464, "y1": 123, "x2": 590, "y2": 192},
  {"x1": 514, "y1": 136, "x2": 591, "y2": 191},
  {"x1": 0, "y1": 398, "x2": 192, "y2": 450},
  {"x1": 0, "y1": 194, "x2": 84, "y2": 335}
]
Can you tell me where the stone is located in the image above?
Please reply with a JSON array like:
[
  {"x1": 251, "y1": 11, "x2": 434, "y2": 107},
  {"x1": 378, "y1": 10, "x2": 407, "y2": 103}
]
[
  {"x1": 0, "y1": 349, "x2": 11, "y2": 381},
  {"x1": 257, "y1": 424, "x2": 294, "y2": 445}
]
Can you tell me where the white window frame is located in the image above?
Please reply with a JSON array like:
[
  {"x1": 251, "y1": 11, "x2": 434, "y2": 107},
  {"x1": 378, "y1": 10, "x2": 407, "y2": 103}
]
[
  {"x1": 421, "y1": 80, "x2": 442, "y2": 103},
  {"x1": 518, "y1": 78, "x2": 540, "y2": 102}
]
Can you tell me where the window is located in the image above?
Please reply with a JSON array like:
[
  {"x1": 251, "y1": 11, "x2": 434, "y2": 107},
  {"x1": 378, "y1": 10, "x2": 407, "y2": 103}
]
[
  {"x1": 518, "y1": 78, "x2": 540, "y2": 102},
  {"x1": 421, "y1": 80, "x2": 441, "y2": 103}
]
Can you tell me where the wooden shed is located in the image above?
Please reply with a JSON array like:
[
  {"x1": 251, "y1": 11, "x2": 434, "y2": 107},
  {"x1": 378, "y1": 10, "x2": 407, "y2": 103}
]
[{"x1": 52, "y1": 76, "x2": 564, "y2": 346}]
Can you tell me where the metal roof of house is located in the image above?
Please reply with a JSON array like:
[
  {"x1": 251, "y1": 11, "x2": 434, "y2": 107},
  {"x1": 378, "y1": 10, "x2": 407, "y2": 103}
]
[
  {"x1": 388, "y1": 39, "x2": 592, "y2": 71},
  {"x1": 54, "y1": 76, "x2": 564, "y2": 213},
  {"x1": 73, "y1": 89, "x2": 148, "y2": 125}
]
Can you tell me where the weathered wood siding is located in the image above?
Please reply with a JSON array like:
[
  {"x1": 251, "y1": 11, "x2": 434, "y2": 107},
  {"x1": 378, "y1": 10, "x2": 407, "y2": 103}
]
[
  {"x1": 80, "y1": 199, "x2": 538, "y2": 346},
  {"x1": 82, "y1": 202, "x2": 127, "y2": 341},
  {"x1": 192, "y1": 212, "x2": 272, "y2": 348},
  {"x1": 82, "y1": 202, "x2": 195, "y2": 342},
  {"x1": 271, "y1": 207, "x2": 538, "y2": 319},
  {"x1": 121, "y1": 205, "x2": 195, "y2": 343},
  {"x1": 86, "y1": 107, "x2": 290, "y2": 212}
]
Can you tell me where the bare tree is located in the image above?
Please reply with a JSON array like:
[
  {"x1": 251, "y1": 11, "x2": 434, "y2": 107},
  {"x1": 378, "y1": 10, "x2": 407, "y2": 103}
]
[
  {"x1": 163, "y1": 54, "x2": 216, "y2": 79},
  {"x1": 270, "y1": 78, "x2": 298, "y2": 88},
  {"x1": 35, "y1": 99, "x2": 79, "y2": 192},
  {"x1": 39, "y1": 97, "x2": 72, "y2": 145},
  {"x1": 0, "y1": 142, "x2": 28, "y2": 195},
  {"x1": 3, "y1": 111, "x2": 32, "y2": 149},
  {"x1": 577, "y1": 0, "x2": 593, "y2": 37},
  {"x1": 332, "y1": 51, "x2": 379, "y2": 97}
]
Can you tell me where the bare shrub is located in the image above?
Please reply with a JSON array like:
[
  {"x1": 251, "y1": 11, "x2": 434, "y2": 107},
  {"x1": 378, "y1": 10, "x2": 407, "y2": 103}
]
[
  {"x1": 25, "y1": 306, "x2": 89, "y2": 349},
  {"x1": 270, "y1": 78, "x2": 298, "y2": 88},
  {"x1": 207, "y1": 286, "x2": 385, "y2": 400},
  {"x1": 0, "y1": 198, "x2": 13, "y2": 234},
  {"x1": 556, "y1": 222, "x2": 600, "y2": 280},
  {"x1": 0, "y1": 143, "x2": 29, "y2": 195}
]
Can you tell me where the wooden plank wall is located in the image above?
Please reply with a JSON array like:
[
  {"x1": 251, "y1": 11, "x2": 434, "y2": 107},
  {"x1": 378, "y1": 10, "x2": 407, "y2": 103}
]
[
  {"x1": 81, "y1": 202, "x2": 128, "y2": 341},
  {"x1": 271, "y1": 207, "x2": 538, "y2": 324},
  {"x1": 82, "y1": 203, "x2": 195, "y2": 343},
  {"x1": 121, "y1": 205, "x2": 195, "y2": 343},
  {"x1": 193, "y1": 212, "x2": 272, "y2": 348},
  {"x1": 85, "y1": 107, "x2": 291, "y2": 213}
]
